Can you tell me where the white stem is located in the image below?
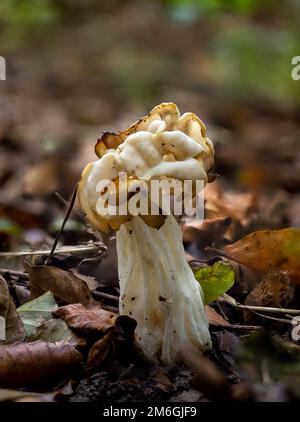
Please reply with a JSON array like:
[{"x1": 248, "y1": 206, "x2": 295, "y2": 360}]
[{"x1": 116, "y1": 214, "x2": 211, "y2": 364}]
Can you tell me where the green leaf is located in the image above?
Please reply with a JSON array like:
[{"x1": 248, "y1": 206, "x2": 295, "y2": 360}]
[
  {"x1": 27, "y1": 318, "x2": 78, "y2": 344},
  {"x1": 17, "y1": 291, "x2": 58, "y2": 336},
  {"x1": 194, "y1": 262, "x2": 235, "y2": 304}
]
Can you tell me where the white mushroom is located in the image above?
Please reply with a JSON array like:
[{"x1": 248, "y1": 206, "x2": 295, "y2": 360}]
[{"x1": 78, "y1": 103, "x2": 215, "y2": 364}]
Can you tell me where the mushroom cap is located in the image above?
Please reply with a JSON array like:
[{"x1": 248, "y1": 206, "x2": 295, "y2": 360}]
[{"x1": 78, "y1": 102, "x2": 215, "y2": 233}]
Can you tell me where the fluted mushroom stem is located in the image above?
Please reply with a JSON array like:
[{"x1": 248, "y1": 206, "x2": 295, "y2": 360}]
[{"x1": 116, "y1": 214, "x2": 211, "y2": 364}]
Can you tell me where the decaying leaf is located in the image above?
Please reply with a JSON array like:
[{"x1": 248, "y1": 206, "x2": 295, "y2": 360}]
[
  {"x1": 224, "y1": 228, "x2": 300, "y2": 282},
  {"x1": 25, "y1": 262, "x2": 96, "y2": 307},
  {"x1": 0, "y1": 341, "x2": 82, "y2": 387},
  {"x1": 28, "y1": 317, "x2": 85, "y2": 347},
  {"x1": 0, "y1": 388, "x2": 54, "y2": 402},
  {"x1": 246, "y1": 269, "x2": 295, "y2": 309},
  {"x1": 55, "y1": 303, "x2": 117, "y2": 336},
  {"x1": 194, "y1": 261, "x2": 235, "y2": 304},
  {"x1": 87, "y1": 315, "x2": 137, "y2": 370},
  {"x1": 17, "y1": 291, "x2": 58, "y2": 336},
  {"x1": 0, "y1": 276, "x2": 25, "y2": 343},
  {"x1": 243, "y1": 270, "x2": 295, "y2": 323},
  {"x1": 205, "y1": 305, "x2": 230, "y2": 327},
  {"x1": 204, "y1": 182, "x2": 258, "y2": 240}
]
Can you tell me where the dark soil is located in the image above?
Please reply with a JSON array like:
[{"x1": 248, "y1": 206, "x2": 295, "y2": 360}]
[{"x1": 73, "y1": 363, "x2": 207, "y2": 402}]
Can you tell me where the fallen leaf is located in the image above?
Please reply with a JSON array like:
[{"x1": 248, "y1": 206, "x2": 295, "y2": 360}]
[
  {"x1": 87, "y1": 315, "x2": 137, "y2": 370},
  {"x1": 55, "y1": 303, "x2": 117, "y2": 336},
  {"x1": 244, "y1": 269, "x2": 295, "y2": 323},
  {"x1": 204, "y1": 182, "x2": 258, "y2": 240},
  {"x1": 224, "y1": 228, "x2": 300, "y2": 282},
  {"x1": 0, "y1": 341, "x2": 82, "y2": 387},
  {"x1": 0, "y1": 389, "x2": 54, "y2": 402},
  {"x1": 28, "y1": 317, "x2": 85, "y2": 347},
  {"x1": 25, "y1": 262, "x2": 96, "y2": 307},
  {"x1": 17, "y1": 291, "x2": 58, "y2": 336},
  {"x1": 0, "y1": 276, "x2": 25, "y2": 343},
  {"x1": 205, "y1": 305, "x2": 230, "y2": 327},
  {"x1": 194, "y1": 261, "x2": 235, "y2": 304}
]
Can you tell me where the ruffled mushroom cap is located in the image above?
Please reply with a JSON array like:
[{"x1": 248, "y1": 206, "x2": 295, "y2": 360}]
[{"x1": 78, "y1": 103, "x2": 215, "y2": 233}]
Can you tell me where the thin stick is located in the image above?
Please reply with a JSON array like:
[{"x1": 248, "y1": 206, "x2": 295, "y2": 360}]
[
  {"x1": 0, "y1": 245, "x2": 100, "y2": 258},
  {"x1": 102, "y1": 304, "x2": 119, "y2": 313},
  {"x1": 210, "y1": 322, "x2": 262, "y2": 331},
  {"x1": 45, "y1": 186, "x2": 78, "y2": 265},
  {"x1": 92, "y1": 291, "x2": 119, "y2": 303},
  {"x1": 222, "y1": 293, "x2": 300, "y2": 316},
  {"x1": 248, "y1": 309, "x2": 292, "y2": 324}
]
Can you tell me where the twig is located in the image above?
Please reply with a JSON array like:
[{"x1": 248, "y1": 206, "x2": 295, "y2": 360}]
[
  {"x1": 222, "y1": 293, "x2": 300, "y2": 316},
  {"x1": 102, "y1": 304, "x2": 119, "y2": 313},
  {"x1": 216, "y1": 301, "x2": 229, "y2": 321},
  {"x1": 0, "y1": 245, "x2": 100, "y2": 258},
  {"x1": 92, "y1": 291, "x2": 119, "y2": 303},
  {"x1": 45, "y1": 186, "x2": 78, "y2": 265},
  {"x1": 210, "y1": 322, "x2": 262, "y2": 330}
]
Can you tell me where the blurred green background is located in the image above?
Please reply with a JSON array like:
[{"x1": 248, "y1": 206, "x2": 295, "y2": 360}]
[
  {"x1": 0, "y1": 0, "x2": 300, "y2": 249},
  {"x1": 1, "y1": 0, "x2": 300, "y2": 107}
]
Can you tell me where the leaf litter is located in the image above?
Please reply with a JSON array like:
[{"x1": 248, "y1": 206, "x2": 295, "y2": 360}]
[{"x1": 1, "y1": 18, "x2": 300, "y2": 399}]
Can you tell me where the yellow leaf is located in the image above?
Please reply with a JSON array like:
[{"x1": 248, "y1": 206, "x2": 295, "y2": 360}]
[{"x1": 224, "y1": 228, "x2": 300, "y2": 282}]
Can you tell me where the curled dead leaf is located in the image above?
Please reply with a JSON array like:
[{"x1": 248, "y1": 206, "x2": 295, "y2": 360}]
[
  {"x1": 0, "y1": 388, "x2": 54, "y2": 402},
  {"x1": 0, "y1": 276, "x2": 25, "y2": 344},
  {"x1": 244, "y1": 270, "x2": 295, "y2": 323},
  {"x1": 55, "y1": 303, "x2": 117, "y2": 336},
  {"x1": 87, "y1": 315, "x2": 137, "y2": 370},
  {"x1": 205, "y1": 305, "x2": 230, "y2": 327},
  {"x1": 0, "y1": 341, "x2": 82, "y2": 388},
  {"x1": 25, "y1": 262, "x2": 96, "y2": 307},
  {"x1": 28, "y1": 318, "x2": 86, "y2": 348},
  {"x1": 224, "y1": 228, "x2": 300, "y2": 282}
]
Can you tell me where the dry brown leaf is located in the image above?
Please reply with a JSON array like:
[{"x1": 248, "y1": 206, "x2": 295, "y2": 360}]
[
  {"x1": 0, "y1": 341, "x2": 82, "y2": 387},
  {"x1": 224, "y1": 228, "x2": 300, "y2": 282},
  {"x1": 243, "y1": 270, "x2": 295, "y2": 323},
  {"x1": 87, "y1": 315, "x2": 137, "y2": 370},
  {"x1": 0, "y1": 276, "x2": 25, "y2": 344},
  {"x1": 205, "y1": 182, "x2": 257, "y2": 224},
  {"x1": 204, "y1": 182, "x2": 258, "y2": 240},
  {"x1": 0, "y1": 388, "x2": 54, "y2": 402},
  {"x1": 55, "y1": 303, "x2": 117, "y2": 336},
  {"x1": 25, "y1": 262, "x2": 96, "y2": 307},
  {"x1": 205, "y1": 305, "x2": 230, "y2": 327}
]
